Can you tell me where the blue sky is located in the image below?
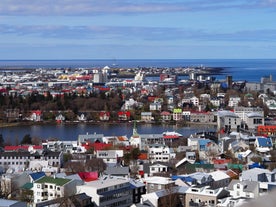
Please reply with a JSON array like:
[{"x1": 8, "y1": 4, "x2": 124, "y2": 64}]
[{"x1": 1, "y1": 0, "x2": 276, "y2": 59}]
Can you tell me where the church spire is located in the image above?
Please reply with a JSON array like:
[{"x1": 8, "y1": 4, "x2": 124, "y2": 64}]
[{"x1": 132, "y1": 120, "x2": 139, "y2": 136}]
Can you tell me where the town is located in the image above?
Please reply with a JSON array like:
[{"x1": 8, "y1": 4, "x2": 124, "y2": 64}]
[{"x1": 0, "y1": 65, "x2": 276, "y2": 207}]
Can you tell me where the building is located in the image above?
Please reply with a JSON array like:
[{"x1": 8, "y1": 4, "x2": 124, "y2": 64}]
[
  {"x1": 148, "y1": 144, "x2": 175, "y2": 163},
  {"x1": 33, "y1": 176, "x2": 80, "y2": 204},
  {"x1": 0, "y1": 151, "x2": 63, "y2": 173},
  {"x1": 217, "y1": 110, "x2": 241, "y2": 133},
  {"x1": 96, "y1": 150, "x2": 123, "y2": 165},
  {"x1": 228, "y1": 180, "x2": 260, "y2": 199},
  {"x1": 144, "y1": 176, "x2": 175, "y2": 194},
  {"x1": 185, "y1": 185, "x2": 229, "y2": 207},
  {"x1": 77, "y1": 176, "x2": 133, "y2": 207}
]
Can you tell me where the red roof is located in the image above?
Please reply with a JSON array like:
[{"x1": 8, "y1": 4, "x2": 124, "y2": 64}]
[
  {"x1": 78, "y1": 172, "x2": 98, "y2": 182},
  {"x1": 82, "y1": 142, "x2": 112, "y2": 151},
  {"x1": 118, "y1": 111, "x2": 131, "y2": 116},
  {"x1": 99, "y1": 111, "x2": 110, "y2": 116},
  {"x1": 4, "y1": 145, "x2": 43, "y2": 151},
  {"x1": 32, "y1": 110, "x2": 42, "y2": 115},
  {"x1": 163, "y1": 135, "x2": 179, "y2": 139}
]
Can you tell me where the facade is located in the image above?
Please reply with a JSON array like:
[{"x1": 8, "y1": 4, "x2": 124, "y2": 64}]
[
  {"x1": 160, "y1": 111, "x2": 171, "y2": 121},
  {"x1": 144, "y1": 176, "x2": 175, "y2": 194},
  {"x1": 33, "y1": 176, "x2": 78, "y2": 204},
  {"x1": 228, "y1": 96, "x2": 241, "y2": 107},
  {"x1": 190, "y1": 111, "x2": 215, "y2": 123},
  {"x1": 96, "y1": 150, "x2": 123, "y2": 165},
  {"x1": 185, "y1": 186, "x2": 229, "y2": 207},
  {"x1": 173, "y1": 108, "x2": 183, "y2": 121},
  {"x1": 42, "y1": 140, "x2": 85, "y2": 153},
  {"x1": 77, "y1": 176, "x2": 133, "y2": 207},
  {"x1": 0, "y1": 151, "x2": 63, "y2": 173},
  {"x1": 148, "y1": 144, "x2": 175, "y2": 163},
  {"x1": 141, "y1": 112, "x2": 153, "y2": 122},
  {"x1": 217, "y1": 110, "x2": 241, "y2": 133},
  {"x1": 228, "y1": 180, "x2": 259, "y2": 199}
]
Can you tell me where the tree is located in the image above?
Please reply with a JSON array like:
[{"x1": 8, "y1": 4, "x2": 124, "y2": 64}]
[
  {"x1": 21, "y1": 134, "x2": 32, "y2": 145},
  {"x1": 85, "y1": 158, "x2": 106, "y2": 174},
  {"x1": 64, "y1": 161, "x2": 85, "y2": 174}
]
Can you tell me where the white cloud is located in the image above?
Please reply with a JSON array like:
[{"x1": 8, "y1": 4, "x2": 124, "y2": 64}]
[{"x1": 0, "y1": 0, "x2": 273, "y2": 16}]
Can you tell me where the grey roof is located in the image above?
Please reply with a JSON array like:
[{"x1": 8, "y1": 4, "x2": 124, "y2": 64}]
[
  {"x1": 228, "y1": 180, "x2": 259, "y2": 192},
  {"x1": 78, "y1": 133, "x2": 104, "y2": 142},
  {"x1": 0, "y1": 199, "x2": 27, "y2": 207},
  {"x1": 104, "y1": 166, "x2": 129, "y2": 175},
  {"x1": 246, "y1": 112, "x2": 263, "y2": 118},
  {"x1": 217, "y1": 110, "x2": 239, "y2": 118}
]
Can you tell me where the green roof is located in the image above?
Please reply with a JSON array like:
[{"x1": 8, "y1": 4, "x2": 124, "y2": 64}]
[
  {"x1": 22, "y1": 182, "x2": 33, "y2": 190},
  {"x1": 35, "y1": 176, "x2": 71, "y2": 186},
  {"x1": 173, "y1": 108, "x2": 182, "y2": 113}
]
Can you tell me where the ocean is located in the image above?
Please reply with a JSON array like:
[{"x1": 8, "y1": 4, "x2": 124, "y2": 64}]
[{"x1": 0, "y1": 59, "x2": 275, "y2": 82}]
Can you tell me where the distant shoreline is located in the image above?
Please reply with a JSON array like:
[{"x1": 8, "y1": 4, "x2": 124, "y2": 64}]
[{"x1": 0, "y1": 120, "x2": 217, "y2": 129}]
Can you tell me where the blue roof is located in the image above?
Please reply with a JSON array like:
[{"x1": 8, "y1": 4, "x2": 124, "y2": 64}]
[
  {"x1": 171, "y1": 175, "x2": 195, "y2": 183},
  {"x1": 30, "y1": 172, "x2": 46, "y2": 181},
  {"x1": 198, "y1": 139, "x2": 212, "y2": 146},
  {"x1": 257, "y1": 137, "x2": 273, "y2": 147},
  {"x1": 249, "y1": 162, "x2": 265, "y2": 169}
]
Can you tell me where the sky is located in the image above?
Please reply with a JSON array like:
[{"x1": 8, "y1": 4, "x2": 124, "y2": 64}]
[{"x1": 1, "y1": 0, "x2": 276, "y2": 60}]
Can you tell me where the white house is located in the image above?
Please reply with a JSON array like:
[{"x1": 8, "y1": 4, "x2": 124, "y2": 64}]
[
  {"x1": 77, "y1": 176, "x2": 133, "y2": 207},
  {"x1": 228, "y1": 180, "x2": 259, "y2": 199},
  {"x1": 148, "y1": 144, "x2": 175, "y2": 163}
]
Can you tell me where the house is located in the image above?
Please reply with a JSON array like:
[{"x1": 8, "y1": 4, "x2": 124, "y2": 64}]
[
  {"x1": 96, "y1": 150, "x2": 123, "y2": 166},
  {"x1": 78, "y1": 133, "x2": 104, "y2": 145},
  {"x1": 149, "y1": 102, "x2": 162, "y2": 111},
  {"x1": 147, "y1": 162, "x2": 172, "y2": 176},
  {"x1": 29, "y1": 110, "x2": 42, "y2": 122},
  {"x1": 0, "y1": 151, "x2": 63, "y2": 173},
  {"x1": 55, "y1": 113, "x2": 65, "y2": 123},
  {"x1": 257, "y1": 125, "x2": 276, "y2": 137},
  {"x1": 240, "y1": 168, "x2": 276, "y2": 183},
  {"x1": 185, "y1": 185, "x2": 229, "y2": 207},
  {"x1": 254, "y1": 137, "x2": 273, "y2": 153},
  {"x1": 217, "y1": 110, "x2": 241, "y2": 133},
  {"x1": 228, "y1": 180, "x2": 259, "y2": 199},
  {"x1": 190, "y1": 111, "x2": 215, "y2": 123},
  {"x1": 243, "y1": 112, "x2": 264, "y2": 130},
  {"x1": 33, "y1": 176, "x2": 80, "y2": 204},
  {"x1": 33, "y1": 193, "x2": 93, "y2": 207},
  {"x1": 42, "y1": 140, "x2": 85, "y2": 154},
  {"x1": 208, "y1": 170, "x2": 230, "y2": 189},
  {"x1": 76, "y1": 113, "x2": 87, "y2": 122},
  {"x1": 77, "y1": 176, "x2": 133, "y2": 207},
  {"x1": 117, "y1": 111, "x2": 131, "y2": 121},
  {"x1": 148, "y1": 144, "x2": 175, "y2": 163},
  {"x1": 228, "y1": 96, "x2": 241, "y2": 107},
  {"x1": 140, "y1": 186, "x2": 188, "y2": 207},
  {"x1": 172, "y1": 108, "x2": 182, "y2": 121},
  {"x1": 129, "y1": 179, "x2": 146, "y2": 204},
  {"x1": 1, "y1": 172, "x2": 30, "y2": 199},
  {"x1": 141, "y1": 112, "x2": 153, "y2": 122},
  {"x1": 99, "y1": 111, "x2": 110, "y2": 121},
  {"x1": 160, "y1": 111, "x2": 171, "y2": 121},
  {"x1": 144, "y1": 176, "x2": 175, "y2": 194}
]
